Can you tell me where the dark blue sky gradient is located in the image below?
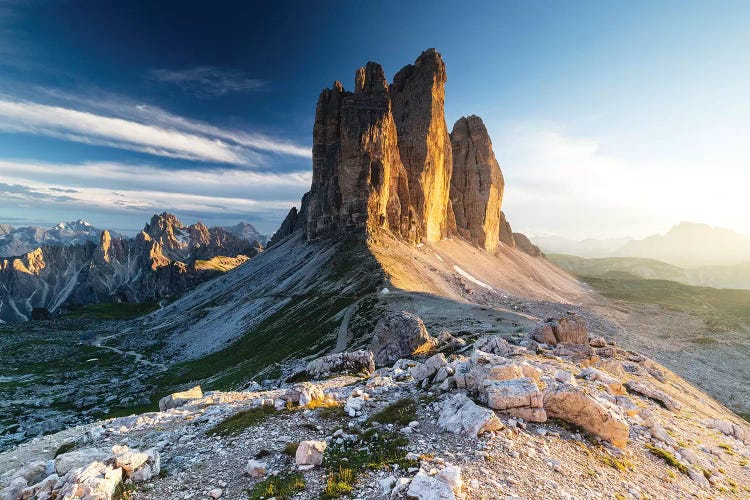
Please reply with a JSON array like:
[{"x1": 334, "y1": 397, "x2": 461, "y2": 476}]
[{"x1": 0, "y1": 0, "x2": 748, "y2": 236}]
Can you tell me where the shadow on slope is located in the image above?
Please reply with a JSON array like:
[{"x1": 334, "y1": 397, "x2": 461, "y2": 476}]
[{"x1": 137, "y1": 231, "x2": 587, "y2": 398}]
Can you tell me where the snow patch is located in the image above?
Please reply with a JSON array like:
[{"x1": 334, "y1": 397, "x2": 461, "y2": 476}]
[{"x1": 453, "y1": 265, "x2": 493, "y2": 290}]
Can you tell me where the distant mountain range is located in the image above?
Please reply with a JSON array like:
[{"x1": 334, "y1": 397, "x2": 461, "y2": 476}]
[
  {"x1": 0, "y1": 219, "x2": 267, "y2": 258},
  {"x1": 535, "y1": 222, "x2": 750, "y2": 268},
  {"x1": 0, "y1": 213, "x2": 266, "y2": 322},
  {"x1": 548, "y1": 254, "x2": 750, "y2": 290}
]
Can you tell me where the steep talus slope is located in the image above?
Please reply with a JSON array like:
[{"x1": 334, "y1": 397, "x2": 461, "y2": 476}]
[{"x1": 136, "y1": 233, "x2": 385, "y2": 389}]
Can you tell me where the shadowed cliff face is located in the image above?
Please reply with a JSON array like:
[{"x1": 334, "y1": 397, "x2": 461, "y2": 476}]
[{"x1": 273, "y1": 48, "x2": 538, "y2": 257}]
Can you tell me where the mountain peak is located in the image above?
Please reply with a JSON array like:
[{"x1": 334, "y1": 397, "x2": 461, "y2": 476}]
[{"x1": 276, "y1": 49, "x2": 532, "y2": 257}]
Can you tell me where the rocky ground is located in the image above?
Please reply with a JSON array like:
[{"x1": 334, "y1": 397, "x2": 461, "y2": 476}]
[
  {"x1": 0, "y1": 315, "x2": 166, "y2": 452},
  {"x1": 2, "y1": 311, "x2": 749, "y2": 500}
]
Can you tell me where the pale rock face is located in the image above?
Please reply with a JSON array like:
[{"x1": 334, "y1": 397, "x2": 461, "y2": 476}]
[
  {"x1": 482, "y1": 378, "x2": 544, "y2": 411},
  {"x1": 450, "y1": 116, "x2": 504, "y2": 252},
  {"x1": 580, "y1": 367, "x2": 626, "y2": 395},
  {"x1": 295, "y1": 440, "x2": 327, "y2": 467},
  {"x1": 244, "y1": 459, "x2": 267, "y2": 478},
  {"x1": 112, "y1": 445, "x2": 160, "y2": 482},
  {"x1": 533, "y1": 313, "x2": 588, "y2": 345},
  {"x1": 410, "y1": 353, "x2": 449, "y2": 382},
  {"x1": 305, "y1": 350, "x2": 375, "y2": 378},
  {"x1": 437, "y1": 393, "x2": 503, "y2": 436},
  {"x1": 56, "y1": 461, "x2": 122, "y2": 500},
  {"x1": 369, "y1": 311, "x2": 437, "y2": 366},
  {"x1": 625, "y1": 381, "x2": 682, "y2": 412},
  {"x1": 544, "y1": 383, "x2": 630, "y2": 449},
  {"x1": 53, "y1": 447, "x2": 109, "y2": 476},
  {"x1": 158, "y1": 385, "x2": 203, "y2": 411},
  {"x1": 407, "y1": 471, "x2": 457, "y2": 500}
]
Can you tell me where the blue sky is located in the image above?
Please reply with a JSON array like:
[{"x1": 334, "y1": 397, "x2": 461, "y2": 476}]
[{"x1": 0, "y1": 0, "x2": 748, "y2": 237}]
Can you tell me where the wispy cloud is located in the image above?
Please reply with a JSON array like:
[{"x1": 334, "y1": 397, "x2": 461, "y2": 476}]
[
  {"x1": 0, "y1": 160, "x2": 309, "y2": 229},
  {"x1": 0, "y1": 93, "x2": 311, "y2": 164},
  {"x1": 497, "y1": 123, "x2": 750, "y2": 239},
  {"x1": 149, "y1": 66, "x2": 265, "y2": 98}
]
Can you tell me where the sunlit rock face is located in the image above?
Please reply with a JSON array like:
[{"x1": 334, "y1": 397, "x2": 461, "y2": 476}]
[
  {"x1": 306, "y1": 64, "x2": 411, "y2": 241},
  {"x1": 391, "y1": 48, "x2": 455, "y2": 242},
  {"x1": 304, "y1": 49, "x2": 455, "y2": 244},
  {"x1": 450, "y1": 115, "x2": 505, "y2": 253},
  {"x1": 289, "y1": 48, "x2": 531, "y2": 256}
]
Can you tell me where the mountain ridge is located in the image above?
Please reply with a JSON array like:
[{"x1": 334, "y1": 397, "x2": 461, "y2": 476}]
[{"x1": 0, "y1": 212, "x2": 262, "y2": 323}]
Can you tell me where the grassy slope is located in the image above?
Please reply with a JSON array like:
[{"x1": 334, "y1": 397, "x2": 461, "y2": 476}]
[
  {"x1": 152, "y1": 236, "x2": 384, "y2": 393},
  {"x1": 581, "y1": 273, "x2": 750, "y2": 327}
]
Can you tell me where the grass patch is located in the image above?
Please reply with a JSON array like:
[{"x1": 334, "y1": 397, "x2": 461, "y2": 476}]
[
  {"x1": 321, "y1": 467, "x2": 355, "y2": 499},
  {"x1": 366, "y1": 398, "x2": 417, "y2": 427},
  {"x1": 579, "y1": 274, "x2": 750, "y2": 330},
  {"x1": 247, "y1": 472, "x2": 306, "y2": 500},
  {"x1": 600, "y1": 453, "x2": 635, "y2": 472},
  {"x1": 207, "y1": 406, "x2": 275, "y2": 437},
  {"x1": 54, "y1": 441, "x2": 75, "y2": 457},
  {"x1": 322, "y1": 429, "x2": 416, "y2": 498},
  {"x1": 113, "y1": 481, "x2": 136, "y2": 500},
  {"x1": 718, "y1": 443, "x2": 736, "y2": 455},
  {"x1": 65, "y1": 301, "x2": 159, "y2": 320},
  {"x1": 645, "y1": 443, "x2": 689, "y2": 475},
  {"x1": 283, "y1": 441, "x2": 299, "y2": 457}
]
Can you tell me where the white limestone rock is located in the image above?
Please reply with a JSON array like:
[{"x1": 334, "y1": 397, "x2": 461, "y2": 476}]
[{"x1": 438, "y1": 393, "x2": 503, "y2": 436}]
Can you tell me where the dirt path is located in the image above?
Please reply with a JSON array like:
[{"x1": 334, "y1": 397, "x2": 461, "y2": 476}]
[
  {"x1": 333, "y1": 299, "x2": 361, "y2": 353},
  {"x1": 92, "y1": 330, "x2": 167, "y2": 371}
]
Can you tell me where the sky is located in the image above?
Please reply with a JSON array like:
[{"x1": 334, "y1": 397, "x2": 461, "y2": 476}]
[{"x1": 0, "y1": 0, "x2": 748, "y2": 238}]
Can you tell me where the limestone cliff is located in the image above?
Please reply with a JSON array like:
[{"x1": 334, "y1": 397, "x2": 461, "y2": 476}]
[
  {"x1": 450, "y1": 115, "x2": 504, "y2": 252},
  {"x1": 391, "y1": 48, "x2": 454, "y2": 242},
  {"x1": 277, "y1": 48, "x2": 536, "y2": 259}
]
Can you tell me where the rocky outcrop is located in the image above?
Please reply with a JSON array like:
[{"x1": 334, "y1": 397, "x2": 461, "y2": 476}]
[
  {"x1": 450, "y1": 116, "x2": 504, "y2": 252},
  {"x1": 369, "y1": 311, "x2": 437, "y2": 366},
  {"x1": 277, "y1": 48, "x2": 535, "y2": 257},
  {"x1": 499, "y1": 211, "x2": 516, "y2": 248},
  {"x1": 532, "y1": 313, "x2": 588, "y2": 345},
  {"x1": 543, "y1": 383, "x2": 630, "y2": 449},
  {"x1": 305, "y1": 350, "x2": 375, "y2": 379},
  {"x1": 513, "y1": 232, "x2": 544, "y2": 257}
]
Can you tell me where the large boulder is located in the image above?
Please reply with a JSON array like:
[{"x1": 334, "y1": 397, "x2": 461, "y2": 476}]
[
  {"x1": 112, "y1": 445, "x2": 160, "y2": 482},
  {"x1": 158, "y1": 385, "x2": 202, "y2": 411},
  {"x1": 481, "y1": 378, "x2": 547, "y2": 423},
  {"x1": 295, "y1": 440, "x2": 327, "y2": 467},
  {"x1": 437, "y1": 393, "x2": 503, "y2": 436},
  {"x1": 532, "y1": 313, "x2": 588, "y2": 345},
  {"x1": 407, "y1": 471, "x2": 457, "y2": 500},
  {"x1": 543, "y1": 383, "x2": 629, "y2": 449},
  {"x1": 305, "y1": 350, "x2": 375, "y2": 378},
  {"x1": 54, "y1": 447, "x2": 109, "y2": 476},
  {"x1": 369, "y1": 311, "x2": 437, "y2": 366}
]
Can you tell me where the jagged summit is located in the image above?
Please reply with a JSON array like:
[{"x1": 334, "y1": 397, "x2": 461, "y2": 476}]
[{"x1": 274, "y1": 49, "x2": 532, "y2": 256}]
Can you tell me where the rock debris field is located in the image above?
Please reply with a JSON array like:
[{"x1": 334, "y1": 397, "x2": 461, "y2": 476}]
[{"x1": 1, "y1": 311, "x2": 749, "y2": 500}]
